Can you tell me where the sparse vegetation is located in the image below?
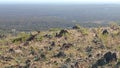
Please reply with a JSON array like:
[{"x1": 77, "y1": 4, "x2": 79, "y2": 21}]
[{"x1": 0, "y1": 24, "x2": 120, "y2": 68}]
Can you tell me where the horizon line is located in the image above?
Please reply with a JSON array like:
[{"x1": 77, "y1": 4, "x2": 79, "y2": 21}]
[{"x1": 0, "y1": 3, "x2": 120, "y2": 5}]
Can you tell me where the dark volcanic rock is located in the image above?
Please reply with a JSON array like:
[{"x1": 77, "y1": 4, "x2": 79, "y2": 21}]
[
  {"x1": 75, "y1": 62, "x2": 79, "y2": 68},
  {"x1": 65, "y1": 58, "x2": 71, "y2": 63},
  {"x1": 51, "y1": 41, "x2": 55, "y2": 46},
  {"x1": 72, "y1": 25, "x2": 80, "y2": 29},
  {"x1": 103, "y1": 51, "x2": 113, "y2": 63},
  {"x1": 0, "y1": 56, "x2": 13, "y2": 61},
  {"x1": 96, "y1": 58, "x2": 106, "y2": 66},
  {"x1": 103, "y1": 52, "x2": 117, "y2": 63},
  {"x1": 61, "y1": 43, "x2": 73, "y2": 50},
  {"x1": 26, "y1": 35, "x2": 36, "y2": 42},
  {"x1": 8, "y1": 48, "x2": 15, "y2": 53},
  {"x1": 92, "y1": 37, "x2": 102, "y2": 45},
  {"x1": 56, "y1": 29, "x2": 68, "y2": 37},
  {"x1": 54, "y1": 51, "x2": 66, "y2": 58},
  {"x1": 92, "y1": 51, "x2": 117, "y2": 68},
  {"x1": 23, "y1": 32, "x2": 40, "y2": 46},
  {"x1": 112, "y1": 53, "x2": 117, "y2": 61},
  {"x1": 27, "y1": 31, "x2": 40, "y2": 42},
  {"x1": 92, "y1": 58, "x2": 106, "y2": 68},
  {"x1": 102, "y1": 29, "x2": 109, "y2": 35},
  {"x1": 44, "y1": 34, "x2": 53, "y2": 39}
]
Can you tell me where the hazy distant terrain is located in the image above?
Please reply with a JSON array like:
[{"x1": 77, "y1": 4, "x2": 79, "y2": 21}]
[{"x1": 0, "y1": 4, "x2": 120, "y2": 31}]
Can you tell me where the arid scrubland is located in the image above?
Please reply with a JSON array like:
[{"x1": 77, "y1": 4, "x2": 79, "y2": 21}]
[{"x1": 0, "y1": 24, "x2": 120, "y2": 68}]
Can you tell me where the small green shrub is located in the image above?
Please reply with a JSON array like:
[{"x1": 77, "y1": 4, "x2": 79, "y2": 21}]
[
  {"x1": 49, "y1": 28, "x2": 62, "y2": 31},
  {"x1": 12, "y1": 32, "x2": 30, "y2": 43},
  {"x1": 35, "y1": 35, "x2": 43, "y2": 41},
  {"x1": 78, "y1": 28, "x2": 89, "y2": 35}
]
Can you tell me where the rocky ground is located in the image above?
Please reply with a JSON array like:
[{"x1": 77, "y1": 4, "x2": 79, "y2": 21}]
[{"x1": 0, "y1": 24, "x2": 120, "y2": 68}]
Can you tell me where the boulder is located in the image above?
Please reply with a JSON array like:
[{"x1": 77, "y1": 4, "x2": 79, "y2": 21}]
[
  {"x1": 96, "y1": 58, "x2": 106, "y2": 66},
  {"x1": 102, "y1": 29, "x2": 109, "y2": 35},
  {"x1": 103, "y1": 52, "x2": 117, "y2": 63},
  {"x1": 92, "y1": 51, "x2": 117, "y2": 68}
]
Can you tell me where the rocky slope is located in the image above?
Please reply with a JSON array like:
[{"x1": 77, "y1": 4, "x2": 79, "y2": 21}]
[{"x1": 0, "y1": 24, "x2": 120, "y2": 68}]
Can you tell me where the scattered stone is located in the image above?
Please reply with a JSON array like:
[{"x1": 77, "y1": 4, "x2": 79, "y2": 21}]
[
  {"x1": 85, "y1": 46, "x2": 93, "y2": 52},
  {"x1": 65, "y1": 58, "x2": 71, "y2": 63},
  {"x1": 71, "y1": 65, "x2": 74, "y2": 68},
  {"x1": 102, "y1": 29, "x2": 109, "y2": 35},
  {"x1": 92, "y1": 58, "x2": 106, "y2": 68},
  {"x1": 54, "y1": 51, "x2": 66, "y2": 58},
  {"x1": 26, "y1": 34, "x2": 36, "y2": 42},
  {"x1": 30, "y1": 49, "x2": 36, "y2": 55},
  {"x1": 22, "y1": 31, "x2": 40, "y2": 46},
  {"x1": 88, "y1": 54, "x2": 92, "y2": 58},
  {"x1": 61, "y1": 43, "x2": 73, "y2": 50},
  {"x1": 51, "y1": 41, "x2": 55, "y2": 46},
  {"x1": 22, "y1": 41, "x2": 29, "y2": 46},
  {"x1": 103, "y1": 52, "x2": 117, "y2": 63},
  {"x1": 97, "y1": 58, "x2": 106, "y2": 66},
  {"x1": 72, "y1": 25, "x2": 81, "y2": 29},
  {"x1": 8, "y1": 48, "x2": 15, "y2": 53},
  {"x1": 56, "y1": 29, "x2": 68, "y2": 37},
  {"x1": 40, "y1": 53, "x2": 46, "y2": 59},
  {"x1": 75, "y1": 62, "x2": 79, "y2": 68},
  {"x1": 92, "y1": 37, "x2": 102, "y2": 45},
  {"x1": 25, "y1": 59, "x2": 31, "y2": 68},
  {"x1": 112, "y1": 53, "x2": 117, "y2": 61},
  {"x1": 25, "y1": 59, "x2": 31, "y2": 64},
  {"x1": 92, "y1": 51, "x2": 117, "y2": 68},
  {"x1": 98, "y1": 44, "x2": 105, "y2": 49},
  {"x1": 96, "y1": 53, "x2": 101, "y2": 57},
  {"x1": 22, "y1": 32, "x2": 40, "y2": 46},
  {"x1": 44, "y1": 34, "x2": 53, "y2": 39},
  {"x1": 0, "y1": 56, "x2": 13, "y2": 61}
]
